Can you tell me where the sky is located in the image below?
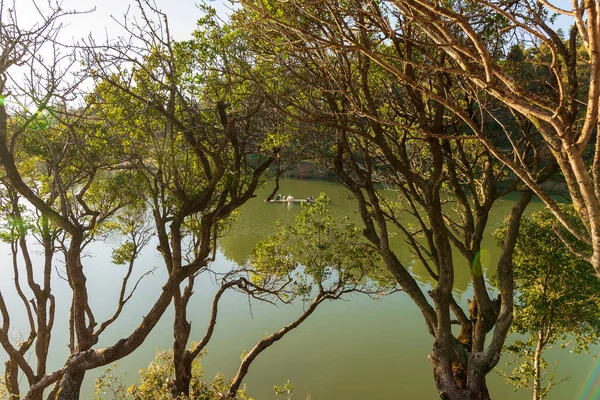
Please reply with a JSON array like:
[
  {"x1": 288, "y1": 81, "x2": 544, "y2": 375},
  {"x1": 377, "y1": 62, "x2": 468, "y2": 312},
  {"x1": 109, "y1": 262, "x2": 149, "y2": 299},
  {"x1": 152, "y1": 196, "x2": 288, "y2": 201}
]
[
  {"x1": 3, "y1": 0, "x2": 232, "y2": 111},
  {"x1": 12, "y1": 0, "x2": 579, "y2": 47},
  {"x1": 14, "y1": 0, "x2": 232, "y2": 44}
]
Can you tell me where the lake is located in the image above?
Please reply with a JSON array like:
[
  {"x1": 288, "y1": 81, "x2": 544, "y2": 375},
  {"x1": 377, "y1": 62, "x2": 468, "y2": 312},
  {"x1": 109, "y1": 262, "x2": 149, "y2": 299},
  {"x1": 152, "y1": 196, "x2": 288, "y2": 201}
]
[{"x1": 0, "y1": 178, "x2": 598, "y2": 399}]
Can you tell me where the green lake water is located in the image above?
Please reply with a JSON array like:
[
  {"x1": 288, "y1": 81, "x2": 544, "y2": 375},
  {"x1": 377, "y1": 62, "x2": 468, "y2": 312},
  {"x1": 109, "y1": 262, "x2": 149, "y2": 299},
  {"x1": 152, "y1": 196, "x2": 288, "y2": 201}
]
[{"x1": 0, "y1": 178, "x2": 599, "y2": 399}]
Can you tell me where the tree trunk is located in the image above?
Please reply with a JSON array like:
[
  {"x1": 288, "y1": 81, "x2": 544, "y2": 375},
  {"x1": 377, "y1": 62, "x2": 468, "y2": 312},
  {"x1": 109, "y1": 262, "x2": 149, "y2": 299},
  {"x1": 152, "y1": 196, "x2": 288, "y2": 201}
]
[
  {"x1": 266, "y1": 174, "x2": 281, "y2": 201},
  {"x1": 172, "y1": 290, "x2": 192, "y2": 396},
  {"x1": 533, "y1": 333, "x2": 544, "y2": 400},
  {"x1": 266, "y1": 158, "x2": 282, "y2": 201},
  {"x1": 173, "y1": 352, "x2": 193, "y2": 396},
  {"x1": 53, "y1": 370, "x2": 85, "y2": 400},
  {"x1": 431, "y1": 355, "x2": 492, "y2": 400},
  {"x1": 4, "y1": 359, "x2": 20, "y2": 400}
]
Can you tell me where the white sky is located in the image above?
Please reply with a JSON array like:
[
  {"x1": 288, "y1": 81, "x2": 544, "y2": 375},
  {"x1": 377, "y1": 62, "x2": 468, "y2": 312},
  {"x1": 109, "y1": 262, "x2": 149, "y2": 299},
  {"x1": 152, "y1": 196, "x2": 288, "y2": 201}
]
[
  {"x1": 3, "y1": 0, "x2": 232, "y2": 111},
  {"x1": 13, "y1": 0, "x2": 232, "y2": 43}
]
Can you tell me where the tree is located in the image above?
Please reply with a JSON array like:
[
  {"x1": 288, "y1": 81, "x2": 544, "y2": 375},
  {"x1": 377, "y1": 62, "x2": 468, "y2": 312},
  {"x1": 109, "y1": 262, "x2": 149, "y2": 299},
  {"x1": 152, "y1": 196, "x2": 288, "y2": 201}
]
[
  {"x1": 0, "y1": 1, "x2": 279, "y2": 398},
  {"x1": 0, "y1": 183, "x2": 57, "y2": 400},
  {"x1": 0, "y1": 6, "x2": 82, "y2": 396},
  {"x1": 337, "y1": 0, "x2": 600, "y2": 277},
  {"x1": 494, "y1": 208, "x2": 600, "y2": 400},
  {"x1": 95, "y1": 349, "x2": 248, "y2": 400},
  {"x1": 232, "y1": 1, "x2": 555, "y2": 397},
  {"x1": 81, "y1": 3, "x2": 278, "y2": 397},
  {"x1": 0, "y1": 3, "x2": 159, "y2": 396}
]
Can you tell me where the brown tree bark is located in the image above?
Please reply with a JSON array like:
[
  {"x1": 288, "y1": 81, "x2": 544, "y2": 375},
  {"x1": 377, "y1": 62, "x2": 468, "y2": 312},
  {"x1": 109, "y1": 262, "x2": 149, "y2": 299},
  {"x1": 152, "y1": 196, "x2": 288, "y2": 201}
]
[
  {"x1": 4, "y1": 359, "x2": 20, "y2": 400},
  {"x1": 172, "y1": 288, "x2": 193, "y2": 396},
  {"x1": 54, "y1": 370, "x2": 86, "y2": 400},
  {"x1": 533, "y1": 336, "x2": 543, "y2": 400}
]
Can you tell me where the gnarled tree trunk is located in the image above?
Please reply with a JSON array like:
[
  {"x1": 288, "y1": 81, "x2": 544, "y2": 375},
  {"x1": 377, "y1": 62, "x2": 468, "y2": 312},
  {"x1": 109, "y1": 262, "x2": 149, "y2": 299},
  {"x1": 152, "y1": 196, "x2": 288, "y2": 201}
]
[{"x1": 54, "y1": 370, "x2": 85, "y2": 400}]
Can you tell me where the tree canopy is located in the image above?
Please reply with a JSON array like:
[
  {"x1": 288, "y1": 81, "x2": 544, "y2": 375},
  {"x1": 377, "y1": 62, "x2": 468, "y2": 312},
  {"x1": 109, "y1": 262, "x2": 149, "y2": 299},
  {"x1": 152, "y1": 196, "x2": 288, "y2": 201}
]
[{"x1": 1, "y1": 1, "x2": 600, "y2": 400}]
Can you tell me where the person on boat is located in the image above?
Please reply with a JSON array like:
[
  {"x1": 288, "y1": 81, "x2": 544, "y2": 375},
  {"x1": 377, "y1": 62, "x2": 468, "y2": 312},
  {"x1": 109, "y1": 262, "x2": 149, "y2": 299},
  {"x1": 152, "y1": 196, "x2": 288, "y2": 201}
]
[
  {"x1": 275, "y1": 194, "x2": 281, "y2": 201},
  {"x1": 287, "y1": 195, "x2": 293, "y2": 200}
]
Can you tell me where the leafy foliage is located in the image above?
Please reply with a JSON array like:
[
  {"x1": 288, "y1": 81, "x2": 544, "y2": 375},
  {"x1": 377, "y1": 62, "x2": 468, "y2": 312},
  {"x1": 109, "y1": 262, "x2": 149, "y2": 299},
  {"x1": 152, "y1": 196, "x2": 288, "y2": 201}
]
[
  {"x1": 95, "y1": 348, "x2": 252, "y2": 400},
  {"x1": 252, "y1": 194, "x2": 392, "y2": 301},
  {"x1": 273, "y1": 380, "x2": 294, "y2": 400},
  {"x1": 494, "y1": 208, "x2": 600, "y2": 398}
]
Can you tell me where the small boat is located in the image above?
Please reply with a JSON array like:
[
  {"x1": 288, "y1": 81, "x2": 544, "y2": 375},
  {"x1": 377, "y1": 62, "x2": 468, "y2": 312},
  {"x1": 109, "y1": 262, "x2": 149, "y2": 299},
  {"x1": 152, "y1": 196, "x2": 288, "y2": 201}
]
[{"x1": 265, "y1": 196, "x2": 316, "y2": 204}]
